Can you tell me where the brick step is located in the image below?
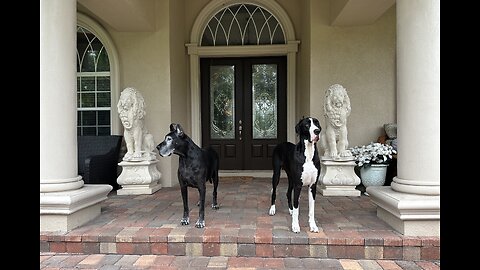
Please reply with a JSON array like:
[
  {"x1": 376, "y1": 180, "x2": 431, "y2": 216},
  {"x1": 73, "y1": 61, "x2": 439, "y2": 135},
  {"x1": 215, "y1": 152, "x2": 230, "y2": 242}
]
[
  {"x1": 40, "y1": 253, "x2": 441, "y2": 269},
  {"x1": 40, "y1": 227, "x2": 439, "y2": 260},
  {"x1": 40, "y1": 178, "x2": 439, "y2": 261}
]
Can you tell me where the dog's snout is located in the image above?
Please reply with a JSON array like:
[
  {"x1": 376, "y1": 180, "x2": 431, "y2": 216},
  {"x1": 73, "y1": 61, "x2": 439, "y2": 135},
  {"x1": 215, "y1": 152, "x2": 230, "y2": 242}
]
[{"x1": 314, "y1": 129, "x2": 320, "y2": 135}]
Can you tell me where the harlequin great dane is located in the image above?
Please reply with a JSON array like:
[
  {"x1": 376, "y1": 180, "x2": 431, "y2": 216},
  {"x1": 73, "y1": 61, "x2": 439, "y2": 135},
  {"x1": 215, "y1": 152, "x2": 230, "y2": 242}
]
[
  {"x1": 156, "y1": 123, "x2": 219, "y2": 228},
  {"x1": 269, "y1": 117, "x2": 321, "y2": 233}
]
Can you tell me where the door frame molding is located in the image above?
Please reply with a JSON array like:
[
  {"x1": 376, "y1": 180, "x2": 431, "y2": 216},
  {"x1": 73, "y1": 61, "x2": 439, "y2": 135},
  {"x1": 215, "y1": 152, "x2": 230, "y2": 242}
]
[
  {"x1": 187, "y1": 0, "x2": 298, "y2": 146},
  {"x1": 200, "y1": 57, "x2": 287, "y2": 170}
]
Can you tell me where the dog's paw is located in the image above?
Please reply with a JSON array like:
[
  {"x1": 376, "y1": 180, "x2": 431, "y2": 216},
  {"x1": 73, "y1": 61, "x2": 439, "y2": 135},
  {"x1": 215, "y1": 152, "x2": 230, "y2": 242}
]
[
  {"x1": 292, "y1": 224, "x2": 300, "y2": 233},
  {"x1": 269, "y1": 205, "x2": 276, "y2": 216},
  {"x1": 309, "y1": 223, "x2": 319, "y2": 233},
  {"x1": 195, "y1": 220, "x2": 205, "y2": 228},
  {"x1": 211, "y1": 204, "x2": 219, "y2": 210},
  {"x1": 197, "y1": 201, "x2": 200, "y2": 206},
  {"x1": 289, "y1": 208, "x2": 293, "y2": 216},
  {"x1": 180, "y1": 217, "x2": 190, "y2": 225}
]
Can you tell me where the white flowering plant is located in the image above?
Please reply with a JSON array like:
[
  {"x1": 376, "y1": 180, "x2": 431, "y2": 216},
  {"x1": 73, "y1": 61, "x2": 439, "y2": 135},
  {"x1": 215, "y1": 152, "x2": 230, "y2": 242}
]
[{"x1": 349, "y1": 142, "x2": 397, "y2": 167}]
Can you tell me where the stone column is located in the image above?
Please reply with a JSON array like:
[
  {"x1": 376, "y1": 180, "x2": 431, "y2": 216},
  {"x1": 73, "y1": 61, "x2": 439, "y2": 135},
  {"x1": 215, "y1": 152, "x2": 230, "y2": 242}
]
[
  {"x1": 367, "y1": 0, "x2": 439, "y2": 236},
  {"x1": 40, "y1": 0, "x2": 82, "y2": 193},
  {"x1": 392, "y1": 0, "x2": 440, "y2": 196},
  {"x1": 40, "y1": 0, "x2": 111, "y2": 232}
]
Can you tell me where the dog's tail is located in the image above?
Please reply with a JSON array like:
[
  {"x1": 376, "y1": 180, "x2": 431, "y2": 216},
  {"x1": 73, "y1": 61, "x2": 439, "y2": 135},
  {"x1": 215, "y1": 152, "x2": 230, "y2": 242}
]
[{"x1": 206, "y1": 147, "x2": 219, "y2": 183}]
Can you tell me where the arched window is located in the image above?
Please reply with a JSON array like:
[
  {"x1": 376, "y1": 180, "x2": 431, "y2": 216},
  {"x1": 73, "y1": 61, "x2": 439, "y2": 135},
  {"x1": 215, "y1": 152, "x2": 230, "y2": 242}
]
[
  {"x1": 201, "y1": 3, "x2": 286, "y2": 46},
  {"x1": 76, "y1": 26, "x2": 111, "y2": 136}
]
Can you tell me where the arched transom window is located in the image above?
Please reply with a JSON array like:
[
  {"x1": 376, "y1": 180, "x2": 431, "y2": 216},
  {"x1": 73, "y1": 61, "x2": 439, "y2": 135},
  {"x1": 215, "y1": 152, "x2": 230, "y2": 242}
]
[
  {"x1": 76, "y1": 26, "x2": 111, "y2": 136},
  {"x1": 201, "y1": 3, "x2": 285, "y2": 46}
]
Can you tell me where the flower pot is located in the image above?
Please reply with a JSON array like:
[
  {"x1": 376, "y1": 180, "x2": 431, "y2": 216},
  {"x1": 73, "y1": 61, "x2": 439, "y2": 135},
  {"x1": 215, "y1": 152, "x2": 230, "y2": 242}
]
[
  {"x1": 384, "y1": 123, "x2": 397, "y2": 139},
  {"x1": 360, "y1": 164, "x2": 388, "y2": 188}
]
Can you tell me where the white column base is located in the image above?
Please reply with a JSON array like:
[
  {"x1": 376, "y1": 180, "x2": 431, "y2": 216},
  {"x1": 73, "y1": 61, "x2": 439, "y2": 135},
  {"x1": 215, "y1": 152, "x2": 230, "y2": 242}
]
[
  {"x1": 318, "y1": 157, "x2": 361, "y2": 196},
  {"x1": 117, "y1": 160, "x2": 162, "y2": 195},
  {"x1": 40, "y1": 176, "x2": 84, "y2": 192},
  {"x1": 40, "y1": 184, "x2": 112, "y2": 232},
  {"x1": 392, "y1": 176, "x2": 440, "y2": 195},
  {"x1": 367, "y1": 186, "x2": 440, "y2": 236}
]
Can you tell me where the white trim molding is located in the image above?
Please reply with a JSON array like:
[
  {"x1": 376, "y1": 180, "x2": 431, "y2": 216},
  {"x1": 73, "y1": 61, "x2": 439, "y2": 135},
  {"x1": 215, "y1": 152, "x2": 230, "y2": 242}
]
[
  {"x1": 77, "y1": 13, "x2": 122, "y2": 135},
  {"x1": 188, "y1": 0, "x2": 299, "y2": 145}
]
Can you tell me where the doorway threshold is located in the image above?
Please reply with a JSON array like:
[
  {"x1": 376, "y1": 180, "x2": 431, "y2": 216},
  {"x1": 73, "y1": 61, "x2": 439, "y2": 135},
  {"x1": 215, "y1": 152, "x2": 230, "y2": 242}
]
[{"x1": 219, "y1": 170, "x2": 286, "y2": 178}]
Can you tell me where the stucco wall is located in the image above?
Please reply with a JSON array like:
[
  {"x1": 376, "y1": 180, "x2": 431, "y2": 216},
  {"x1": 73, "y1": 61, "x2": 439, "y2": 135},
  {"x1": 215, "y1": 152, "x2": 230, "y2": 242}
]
[
  {"x1": 276, "y1": 0, "x2": 301, "y2": 41},
  {"x1": 184, "y1": 0, "x2": 301, "y2": 42},
  {"x1": 169, "y1": 0, "x2": 188, "y2": 186},
  {"x1": 170, "y1": 0, "x2": 188, "y2": 133},
  {"x1": 297, "y1": 0, "x2": 312, "y2": 119},
  {"x1": 76, "y1": 0, "x2": 396, "y2": 186},
  {"x1": 183, "y1": 0, "x2": 396, "y2": 148},
  {"x1": 185, "y1": 0, "x2": 210, "y2": 38},
  {"x1": 309, "y1": 0, "x2": 396, "y2": 148},
  {"x1": 79, "y1": 1, "x2": 176, "y2": 187}
]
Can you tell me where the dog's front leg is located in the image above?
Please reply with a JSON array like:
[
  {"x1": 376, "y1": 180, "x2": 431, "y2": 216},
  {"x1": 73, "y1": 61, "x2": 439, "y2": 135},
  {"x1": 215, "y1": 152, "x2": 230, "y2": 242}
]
[
  {"x1": 269, "y1": 164, "x2": 282, "y2": 216},
  {"x1": 308, "y1": 184, "x2": 319, "y2": 232},
  {"x1": 291, "y1": 186, "x2": 302, "y2": 233},
  {"x1": 180, "y1": 185, "x2": 189, "y2": 225},
  {"x1": 212, "y1": 174, "x2": 219, "y2": 210},
  {"x1": 286, "y1": 182, "x2": 294, "y2": 215},
  {"x1": 196, "y1": 185, "x2": 206, "y2": 228}
]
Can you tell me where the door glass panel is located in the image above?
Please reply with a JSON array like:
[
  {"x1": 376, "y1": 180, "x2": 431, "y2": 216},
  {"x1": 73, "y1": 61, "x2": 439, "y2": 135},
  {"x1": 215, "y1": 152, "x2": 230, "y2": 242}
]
[
  {"x1": 252, "y1": 64, "x2": 277, "y2": 139},
  {"x1": 201, "y1": 4, "x2": 286, "y2": 46},
  {"x1": 210, "y1": 65, "x2": 235, "y2": 139}
]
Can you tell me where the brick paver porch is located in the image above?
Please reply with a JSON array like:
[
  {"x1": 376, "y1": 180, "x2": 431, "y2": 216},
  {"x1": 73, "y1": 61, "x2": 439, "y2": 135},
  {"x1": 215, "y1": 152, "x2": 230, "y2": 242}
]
[{"x1": 40, "y1": 177, "x2": 439, "y2": 264}]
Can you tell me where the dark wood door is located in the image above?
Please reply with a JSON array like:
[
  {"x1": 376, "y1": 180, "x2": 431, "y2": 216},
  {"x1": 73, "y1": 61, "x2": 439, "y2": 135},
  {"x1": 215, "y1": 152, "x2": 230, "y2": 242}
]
[{"x1": 201, "y1": 57, "x2": 286, "y2": 170}]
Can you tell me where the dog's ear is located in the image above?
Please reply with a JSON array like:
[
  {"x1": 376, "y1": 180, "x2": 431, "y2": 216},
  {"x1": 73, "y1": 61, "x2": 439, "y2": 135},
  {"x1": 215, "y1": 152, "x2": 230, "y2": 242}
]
[
  {"x1": 295, "y1": 120, "x2": 301, "y2": 135},
  {"x1": 175, "y1": 124, "x2": 184, "y2": 137},
  {"x1": 170, "y1": 123, "x2": 177, "y2": 132}
]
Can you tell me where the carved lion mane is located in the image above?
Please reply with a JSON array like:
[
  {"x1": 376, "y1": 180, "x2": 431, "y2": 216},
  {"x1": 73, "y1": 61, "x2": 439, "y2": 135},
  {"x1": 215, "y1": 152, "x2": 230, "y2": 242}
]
[
  {"x1": 117, "y1": 87, "x2": 155, "y2": 161},
  {"x1": 319, "y1": 84, "x2": 352, "y2": 158},
  {"x1": 117, "y1": 87, "x2": 145, "y2": 129}
]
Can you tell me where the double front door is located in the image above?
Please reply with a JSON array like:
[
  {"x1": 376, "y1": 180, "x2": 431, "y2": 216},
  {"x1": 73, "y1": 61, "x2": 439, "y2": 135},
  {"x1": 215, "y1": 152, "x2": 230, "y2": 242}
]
[{"x1": 201, "y1": 57, "x2": 286, "y2": 170}]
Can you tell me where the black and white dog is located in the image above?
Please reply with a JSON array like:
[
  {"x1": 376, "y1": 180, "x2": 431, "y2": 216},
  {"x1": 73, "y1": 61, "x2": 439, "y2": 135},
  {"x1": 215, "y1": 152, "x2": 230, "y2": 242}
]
[
  {"x1": 156, "y1": 123, "x2": 219, "y2": 228},
  {"x1": 269, "y1": 117, "x2": 321, "y2": 233}
]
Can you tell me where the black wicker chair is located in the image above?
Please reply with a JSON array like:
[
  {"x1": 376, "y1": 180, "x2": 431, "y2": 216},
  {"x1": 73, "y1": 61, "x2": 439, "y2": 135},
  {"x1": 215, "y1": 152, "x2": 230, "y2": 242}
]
[{"x1": 77, "y1": 135, "x2": 123, "y2": 190}]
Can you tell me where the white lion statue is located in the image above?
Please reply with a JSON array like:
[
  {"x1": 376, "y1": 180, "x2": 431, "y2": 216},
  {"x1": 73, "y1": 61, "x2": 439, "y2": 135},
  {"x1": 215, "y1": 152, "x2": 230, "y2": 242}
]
[
  {"x1": 319, "y1": 84, "x2": 352, "y2": 158},
  {"x1": 117, "y1": 87, "x2": 155, "y2": 161}
]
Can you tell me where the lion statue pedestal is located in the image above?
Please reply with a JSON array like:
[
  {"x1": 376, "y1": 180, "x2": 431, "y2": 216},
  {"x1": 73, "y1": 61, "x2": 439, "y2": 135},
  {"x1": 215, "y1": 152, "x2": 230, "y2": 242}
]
[
  {"x1": 318, "y1": 84, "x2": 360, "y2": 196},
  {"x1": 116, "y1": 87, "x2": 162, "y2": 195},
  {"x1": 117, "y1": 160, "x2": 162, "y2": 195},
  {"x1": 318, "y1": 157, "x2": 360, "y2": 196}
]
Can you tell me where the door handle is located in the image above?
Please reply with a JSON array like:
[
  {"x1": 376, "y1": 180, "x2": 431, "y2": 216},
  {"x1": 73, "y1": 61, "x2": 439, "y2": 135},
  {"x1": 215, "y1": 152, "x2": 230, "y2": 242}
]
[{"x1": 238, "y1": 120, "x2": 242, "y2": 141}]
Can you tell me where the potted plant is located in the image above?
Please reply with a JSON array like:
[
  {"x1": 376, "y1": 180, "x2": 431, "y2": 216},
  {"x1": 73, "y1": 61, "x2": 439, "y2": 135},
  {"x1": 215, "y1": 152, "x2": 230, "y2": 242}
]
[{"x1": 349, "y1": 142, "x2": 397, "y2": 189}]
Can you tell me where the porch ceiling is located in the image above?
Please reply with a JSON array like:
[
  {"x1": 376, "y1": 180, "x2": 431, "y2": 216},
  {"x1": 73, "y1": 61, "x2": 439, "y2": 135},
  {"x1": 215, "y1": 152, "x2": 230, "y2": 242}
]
[
  {"x1": 77, "y1": 0, "x2": 155, "y2": 31},
  {"x1": 330, "y1": 0, "x2": 396, "y2": 26},
  {"x1": 77, "y1": 0, "x2": 395, "y2": 30}
]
